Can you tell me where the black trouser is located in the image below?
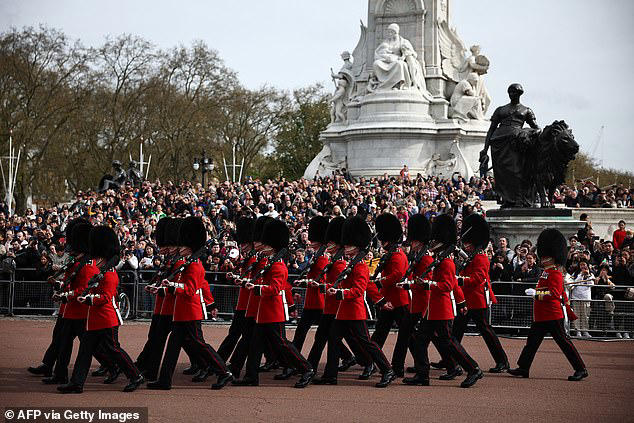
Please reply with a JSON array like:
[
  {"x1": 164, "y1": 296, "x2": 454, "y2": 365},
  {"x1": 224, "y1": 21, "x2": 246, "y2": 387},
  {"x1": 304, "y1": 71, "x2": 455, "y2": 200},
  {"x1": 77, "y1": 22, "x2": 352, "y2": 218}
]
[
  {"x1": 218, "y1": 309, "x2": 246, "y2": 361},
  {"x1": 306, "y1": 313, "x2": 355, "y2": 372},
  {"x1": 41, "y1": 314, "x2": 65, "y2": 368},
  {"x1": 517, "y1": 319, "x2": 586, "y2": 372},
  {"x1": 411, "y1": 319, "x2": 478, "y2": 377},
  {"x1": 70, "y1": 326, "x2": 139, "y2": 388},
  {"x1": 157, "y1": 320, "x2": 228, "y2": 387},
  {"x1": 53, "y1": 318, "x2": 110, "y2": 379},
  {"x1": 324, "y1": 319, "x2": 391, "y2": 379},
  {"x1": 230, "y1": 316, "x2": 276, "y2": 375},
  {"x1": 293, "y1": 308, "x2": 322, "y2": 353},
  {"x1": 136, "y1": 313, "x2": 161, "y2": 371},
  {"x1": 408, "y1": 312, "x2": 456, "y2": 371},
  {"x1": 453, "y1": 308, "x2": 508, "y2": 365},
  {"x1": 371, "y1": 305, "x2": 412, "y2": 372},
  {"x1": 244, "y1": 322, "x2": 311, "y2": 381},
  {"x1": 143, "y1": 315, "x2": 173, "y2": 381}
]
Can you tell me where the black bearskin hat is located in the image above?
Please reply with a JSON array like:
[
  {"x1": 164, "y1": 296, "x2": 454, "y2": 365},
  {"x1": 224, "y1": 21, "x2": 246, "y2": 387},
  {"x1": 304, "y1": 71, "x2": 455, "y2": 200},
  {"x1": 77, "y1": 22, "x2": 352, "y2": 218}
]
[
  {"x1": 65, "y1": 218, "x2": 90, "y2": 252},
  {"x1": 430, "y1": 214, "x2": 457, "y2": 245},
  {"x1": 341, "y1": 216, "x2": 371, "y2": 249},
  {"x1": 461, "y1": 214, "x2": 490, "y2": 249},
  {"x1": 537, "y1": 228, "x2": 567, "y2": 266},
  {"x1": 253, "y1": 216, "x2": 274, "y2": 243},
  {"x1": 261, "y1": 219, "x2": 289, "y2": 251},
  {"x1": 71, "y1": 223, "x2": 93, "y2": 254},
  {"x1": 163, "y1": 218, "x2": 181, "y2": 247},
  {"x1": 325, "y1": 217, "x2": 345, "y2": 245},
  {"x1": 154, "y1": 217, "x2": 170, "y2": 248},
  {"x1": 308, "y1": 216, "x2": 330, "y2": 243},
  {"x1": 407, "y1": 214, "x2": 431, "y2": 243},
  {"x1": 178, "y1": 216, "x2": 207, "y2": 251},
  {"x1": 375, "y1": 213, "x2": 402, "y2": 243},
  {"x1": 236, "y1": 217, "x2": 256, "y2": 245},
  {"x1": 89, "y1": 226, "x2": 120, "y2": 261}
]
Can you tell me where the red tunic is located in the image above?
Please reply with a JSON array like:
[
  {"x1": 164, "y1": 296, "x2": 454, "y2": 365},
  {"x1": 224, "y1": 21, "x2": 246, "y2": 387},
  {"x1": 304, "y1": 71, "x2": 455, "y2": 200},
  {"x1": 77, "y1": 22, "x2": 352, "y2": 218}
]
[
  {"x1": 246, "y1": 258, "x2": 268, "y2": 318},
  {"x1": 63, "y1": 260, "x2": 98, "y2": 320},
  {"x1": 335, "y1": 261, "x2": 371, "y2": 321},
  {"x1": 409, "y1": 255, "x2": 433, "y2": 314},
  {"x1": 534, "y1": 268, "x2": 566, "y2": 322},
  {"x1": 323, "y1": 259, "x2": 347, "y2": 315},
  {"x1": 378, "y1": 250, "x2": 409, "y2": 308},
  {"x1": 159, "y1": 258, "x2": 185, "y2": 316},
  {"x1": 172, "y1": 260, "x2": 206, "y2": 322},
  {"x1": 426, "y1": 258, "x2": 459, "y2": 321},
  {"x1": 58, "y1": 264, "x2": 78, "y2": 315},
  {"x1": 254, "y1": 261, "x2": 290, "y2": 324},
  {"x1": 86, "y1": 270, "x2": 122, "y2": 331},
  {"x1": 236, "y1": 256, "x2": 258, "y2": 311},
  {"x1": 303, "y1": 255, "x2": 328, "y2": 310},
  {"x1": 460, "y1": 253, "x2": 496, "y2": 310}
]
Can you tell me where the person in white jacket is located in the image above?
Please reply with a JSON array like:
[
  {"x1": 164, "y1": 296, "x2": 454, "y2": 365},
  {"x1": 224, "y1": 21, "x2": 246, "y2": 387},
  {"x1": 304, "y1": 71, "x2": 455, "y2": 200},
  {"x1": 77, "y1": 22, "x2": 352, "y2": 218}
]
[{"x1": 570, "y1": 260, "x2": 594, "y2": 337}]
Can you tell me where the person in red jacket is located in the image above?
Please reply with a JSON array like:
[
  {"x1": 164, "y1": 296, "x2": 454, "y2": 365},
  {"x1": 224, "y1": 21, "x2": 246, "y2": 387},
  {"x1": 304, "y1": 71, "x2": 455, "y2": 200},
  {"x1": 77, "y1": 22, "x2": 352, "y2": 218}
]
[
  {"x1": 148, "y1": 217, "x2": 233, "y2": 390},
  {"x1": 314, "y1": 216, "x2": 396, "y2": 388},
  {"x1": 217, "y1": 217, "x2": 257, "y2": 363},
  {"x1": 233, "y1": 219, "x2": 314, "y2": 388},
  {"x1": 613, "y1": 220, "x2": 627, "y2": 250},
  {"x1": 58, "y1": 226, "x2": 143, "y2": 393},
  {"x1": 404, "y1": 215, "x2": 483, "y2": 388},
  {"x1": 276, "y1": 216, "x2": 330, "y2": 380},
  {"x1": 452, "y1": 213, "x2": 509, "y2": 373},
  {"x1": 509, "y1": 228, "x2": 588, "y2": 381},
  {"x1": 28, "y1": 218, "x2": 89, "y2": 379},
  {"x1": 370, "y1": 213, "x2": 410, "y2": 377}
]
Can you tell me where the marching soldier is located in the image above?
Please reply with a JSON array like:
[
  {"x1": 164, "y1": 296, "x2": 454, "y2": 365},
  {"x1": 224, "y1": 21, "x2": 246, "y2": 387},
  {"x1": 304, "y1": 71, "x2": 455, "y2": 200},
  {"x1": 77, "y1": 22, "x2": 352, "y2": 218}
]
[
  {"x1": 58, "y1": 226, "x2": 144, "y2": 393},
  {"x1": 370, "y1": 213, "x2": 410, "y2": 377},
  {"x1": 314, "y1": 216, "x2": 396, "y2": 388},
  {"x1": 508, "y1": 228, "x2": 588, "y2": 381},
  {"x1": 404, "y1": 215, "x2": 483, "y2": 388},
  {"x1": 452, "y1": 213, "x2": 509, "y2": 373},
  {"x1": 233, "y1": 219, "x2": 314, "y2": 388},
  {"x1": 147, "y1": 217, "x2": 233, "y2": 390}
]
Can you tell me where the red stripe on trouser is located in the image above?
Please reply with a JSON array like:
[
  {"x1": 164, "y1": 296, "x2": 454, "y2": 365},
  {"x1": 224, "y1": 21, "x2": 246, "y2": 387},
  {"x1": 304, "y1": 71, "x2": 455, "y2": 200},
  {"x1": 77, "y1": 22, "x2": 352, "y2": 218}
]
[
  {"x1": 110, "y1": 328, "x2": 136, "y2": 377},
  {"x1": 445, "y1": 321, "x2": 471, "y2": 366},
  {"x1": 195, "y1": 324, "x2": 225, "y2": 372},
  {"x1": 346, "y1": 325, "x2": 373, "y2": 364},
  {"x1": 359, "y1": 322, "x2": 389, "y2": 366},
  {"x1": 278, "y1": 324, "x2": 306, "y2": 369},
  {"x1": 555, "y1": 321, "x2": 585, "y2": 368}
]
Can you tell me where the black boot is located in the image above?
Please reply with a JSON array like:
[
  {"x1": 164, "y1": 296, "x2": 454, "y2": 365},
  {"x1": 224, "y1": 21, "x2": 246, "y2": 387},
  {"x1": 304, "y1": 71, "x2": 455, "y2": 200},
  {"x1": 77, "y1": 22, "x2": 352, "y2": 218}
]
[
  {"x1": 439, "y1": 367, "x2": 463, "y2": 380},
  {"x1": 375, "y1": 370, "x2": 396, "y2": 388},
  {"x1": 294, "y1": 370, "x2": 314, "y2": 388},
  {"x1": 42, "y1": 376, "x2": 68, "y2": 385},
  {"x1": 231, "y1": 377, "x2": 259, "y2": 386},
  {"x1": 489, "y1": 362, "x2": 510, "y2": 373},
  {"x1": 507, "y1": 367, "x2": 529, "y2": 378},
  {"x1": 211, "y1": 372, "x2": 234, "y2": 390},
  {"x1": 460, "y1": 369, "x2": 483, "y2": 388},
  {"x1": 358, "y1": 364, "x2": 376, "y2": 380},
  {"x1": 402, "y1": 373, "x2": 430, "y2": 386},
  {"x1": 57, "y1": 383, "x2": 83, "y2": 394},
  {"x1": 123, "y1": 375, "x2": 144, "y2": 392},
  {"x1": 274, "y1": 367, "x2": 298, "y2": 380},
  {"x1": 258, "y1": 361, "x2": 279, "y2": 372},
  {"x1": 182, "y1": 364, "x2": 199, "y2": 375},
  {"x1": 91, "y1": 365, "x2": 108, "y2": 377},
  {"x1": 338, "y1": 356, "x2": 357, "y2": 372},
  {"x1": 430, "y1": 361, "x2": 446, "y2": 369},
  {"x1": 568, "y1": 369, "x2": 588, "y2": 381},
  {"x1": 192, "y1": 367, "x2": 211, "y2": 383},
  {"x1": 103, "y1": 367, "x2": 121, "y2": 384},
  {"x1": 146, "y1": 380, "x2": 171, "y2": 390},
  {"x1": 406, "y1": 366, "x2": 417, "y2": 373},
  {"x1": 28, "y1": 364, "x2": 52, "y2": 377},
  {"x1": 312, "y1": 376, "x2": 337, "y2": 385}
]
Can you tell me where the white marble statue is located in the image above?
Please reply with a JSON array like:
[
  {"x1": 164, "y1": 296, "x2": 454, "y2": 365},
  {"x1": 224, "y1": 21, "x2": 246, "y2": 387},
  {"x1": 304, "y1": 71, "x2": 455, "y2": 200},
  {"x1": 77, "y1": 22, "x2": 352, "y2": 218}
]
[
  {"x1": 330, "y1": 78, "x2": 349, "y2": 123},
  {"x1": 449, "y1": 73, "x2": 484, "y2": 121},
  {"x1": 372, "y1": 23, "x2": 428, "y2": 95},
  {"x1": 459, "y1": 45, "x2": 491, "y2": 114}
]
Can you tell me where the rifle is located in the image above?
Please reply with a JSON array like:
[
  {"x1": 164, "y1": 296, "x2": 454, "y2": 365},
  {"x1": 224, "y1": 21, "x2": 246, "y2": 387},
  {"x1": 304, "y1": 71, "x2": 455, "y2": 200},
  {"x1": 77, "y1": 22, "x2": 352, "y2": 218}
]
[
  {"x1": 78, "y1": 254, "x2": 121, "y2": 299},
  {"x1": 48, "y1": 256, "x2": 78, "y2": 293},
  {"x1": 396, "y1": 247, "x2": 428, "y2": 288},
  {"x1": 331, "y1": 233, "x2": 377, "y2": 288},
  {"x1": 238, "y1": 248, "x2": 289, "y2": 286},
  {"x1": 370, "y1": 243, "x2": 399, "y2": 290},
  {"x1": 162, "y1": 229, "x2": 228, "y2": 282},
  {"x1": 293, "y1": 244, "x2": 327, "y2": 286},
  {"x1": 52, "y1": 255, "x2": 92, "y2": 301},
  {"x1": 146, "y1": 254, "x2": 182, "y2": 290},
  {"x1": 412, "y1": 243, "x2": 455, "y2": 288}
]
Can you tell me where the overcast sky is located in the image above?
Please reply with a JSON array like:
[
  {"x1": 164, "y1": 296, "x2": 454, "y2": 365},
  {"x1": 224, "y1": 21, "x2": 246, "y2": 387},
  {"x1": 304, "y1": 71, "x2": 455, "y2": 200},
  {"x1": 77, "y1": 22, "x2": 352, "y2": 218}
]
[{"x1": 2, "y1": 0, "x2": 633, "y2": 172}]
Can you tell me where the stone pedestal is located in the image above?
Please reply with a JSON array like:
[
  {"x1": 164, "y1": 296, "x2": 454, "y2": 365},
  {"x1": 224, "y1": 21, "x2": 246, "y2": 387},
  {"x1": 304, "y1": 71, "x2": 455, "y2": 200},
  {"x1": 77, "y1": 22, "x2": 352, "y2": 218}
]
[{"x1": 487, "y1": 208, "x2": 584, "y2": 248}]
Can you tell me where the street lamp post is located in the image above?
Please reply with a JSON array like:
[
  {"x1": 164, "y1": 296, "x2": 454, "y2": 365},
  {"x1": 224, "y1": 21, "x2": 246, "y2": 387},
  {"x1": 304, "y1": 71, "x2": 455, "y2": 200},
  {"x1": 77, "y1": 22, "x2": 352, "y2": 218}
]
[{"x1": 192, "y1": 150, "x2": 214, "y2": 186}]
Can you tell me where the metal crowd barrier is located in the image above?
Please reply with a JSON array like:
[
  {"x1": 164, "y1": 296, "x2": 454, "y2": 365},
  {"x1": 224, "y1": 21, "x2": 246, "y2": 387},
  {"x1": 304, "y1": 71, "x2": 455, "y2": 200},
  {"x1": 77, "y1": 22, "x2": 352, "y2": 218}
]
[{"x1": 1, "y1": 269, "x2": 632, "y2": 339}]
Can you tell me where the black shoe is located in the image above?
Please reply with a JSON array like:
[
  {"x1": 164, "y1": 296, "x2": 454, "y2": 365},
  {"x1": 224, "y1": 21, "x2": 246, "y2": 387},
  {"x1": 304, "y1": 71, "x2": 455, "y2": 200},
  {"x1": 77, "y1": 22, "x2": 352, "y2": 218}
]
[
  {"x1": 338, "y1": 356, "x2": 357, "y2": 372},
  {"x1": 358, "y1": 364, "x2": 376, "y2": 380},
  {"x1": 375, "y1": 370, "x2": 396, "y2": 388},
  {"x1": 312, "y1": 376, "x2": 337, "y2": 385},
  {"x1": 123, "y1": 375, "x2": 144, "y2": 392},
  {"x1": 393, "y1": 369, "x2": 405, "y2": 378},
  {"x1": 430, "y1": 361, "x2": 445, "y2": 369},
  {"x1": 439, "y1": 367, "x2": 463, "y2": 380},
  {"x1": 294, "y1": 370, "x2": 314, "y2": 388},
  {"x1": 57, "y1": 383, "x2": 83, "y2": 394},
  {"x1": 568, "y1": 369, "x2": 588, "y2": 381},
  {"x1": 91, "y1": 365, "x2": 108, "y2": 377},
  {"x1": 460, "y1": 369, "x2": 483, "y2": 388},
  {"x1": 274, "y1": 368, "x2": 298, "y2": 380},
  {"x1": 42, "y1": 376, "x2": 68, "y2": 385},
  {"x1": 258, "y1": 361, "x2": 279, "y2": 372},
  {"x1": 406, "y1": 366, "x2": 417, "y2": 373},
  {"x1": 489, "y1": 362, "x2": 510, "y2": 373},
  {"x1": 231, "y1": 377, "x2": 259, "y2": 386},
  {"x1": 103, "y1": 367, "x2": 121, "y2": 384},
  {"x1": 507, "y1": 367, "x2": 529, "y2": 378},
  {"x1": 192, "y1": 367, "x2": 211, "y2": 383},
  {"x1": 146, "y1": 381, "x2": 171, "y2": 390},
  {"x1": 182, "y1": 365, "x2": 199, "y2": 375},
  {"x1": 402, "y1": 374, "x2": 430, "y2": 386},
  {"x1": 211, "y1": 372, "x2": 234, "y2": 390},
  {"x1": 28, "y1": 364, "x2": 52, "y2": 377}
]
